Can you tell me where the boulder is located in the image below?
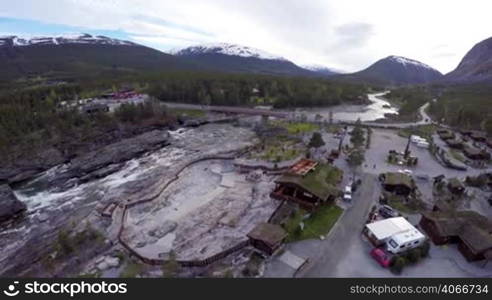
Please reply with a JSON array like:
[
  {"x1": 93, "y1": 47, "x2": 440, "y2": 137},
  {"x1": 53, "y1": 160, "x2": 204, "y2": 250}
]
[{"x1": 0, "y1": 184, "x2": 27, "y2": 223}]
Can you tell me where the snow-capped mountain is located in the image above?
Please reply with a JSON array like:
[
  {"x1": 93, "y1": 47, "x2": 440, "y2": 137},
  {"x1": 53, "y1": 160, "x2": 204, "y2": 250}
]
[
  {"x1": 301, "y1": 64, "x2": 339, "y2": 77},
  {"x1": 173, "y1": 43, "x2": 332, "y2": 78},
  {"x1": 386, "y1": 56, "x2": 435, "y2": 70},
  {"x1": 0, "y1": 33, "x2": 199, "y2": 82},
  {"x1": 173, "y1": 43, "x2": 286, "y2": 61},
  {"x1": 345, "y1": 55, "x2": 443, "y2": 85},
  {"x1": 0, "y1": 33, "x2": 136, "y2": 47}
]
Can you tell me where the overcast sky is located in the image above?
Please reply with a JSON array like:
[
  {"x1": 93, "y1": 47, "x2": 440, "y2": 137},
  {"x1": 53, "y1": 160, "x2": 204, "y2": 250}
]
[{"x1": 1, "y1": 0, "x2": 491, "y2": 73}]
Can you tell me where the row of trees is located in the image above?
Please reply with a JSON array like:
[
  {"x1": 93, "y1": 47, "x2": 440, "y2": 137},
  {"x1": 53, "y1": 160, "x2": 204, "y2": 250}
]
[
  {"x1": 0, "y1": 71, "x2": 368, "y2": 163},
  {"x1": 145, "y1": 72, "x2": 367, "y2": 108}
]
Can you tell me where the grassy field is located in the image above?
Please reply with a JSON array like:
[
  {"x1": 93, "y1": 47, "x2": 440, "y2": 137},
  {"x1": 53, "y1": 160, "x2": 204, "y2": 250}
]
[
  {"x1": 169, "y1": 108, "x2": 206, "y2": 118},
  {"x1": 397, "y1": 124, "x2": 437, "y2": 141},
  {"x1": 256, "y1": 144, "x2": 301, "y2": 162},
  {"x1": 272, "y1": 121, "x2": 320, "y2": 134},
  {"x1": 120, "y1": 261, "x2": 145, "y2": 278},
  {"x1": 285, "y1": 205, "x2": 343, "y2": 242},
  {"x1": 387, "y1": 195, "x2": 426, "y2": 214}
]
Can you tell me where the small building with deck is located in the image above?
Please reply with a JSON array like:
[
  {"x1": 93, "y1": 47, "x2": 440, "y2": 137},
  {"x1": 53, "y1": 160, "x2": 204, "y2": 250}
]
[
  {"x1": 247, "y1": 223, "x2": 287, "y2": 255},
  {"x1": 420, "y1": 205, "x2": 492, "y2": 262},
  {"x1": 380, "y1": 172, "x2": 415, "y2": 196},
  {"x1": 270, "y1": 159, "x2": 342, "y2": 210}
]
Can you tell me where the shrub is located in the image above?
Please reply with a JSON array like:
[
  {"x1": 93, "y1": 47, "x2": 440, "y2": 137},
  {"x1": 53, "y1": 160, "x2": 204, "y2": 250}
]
[
  {"x1": 407, "y1": 248, "x2": 422, "y2": 264},
  {"x1": 390, "y1": 256, "x2": 407, "y2": 275},
  {"x1": 420, "y1": 241, "x2": 431, "y2": 258},
  {"x1": 56, "y1": 230, "x2": 74, "y2": 256}
]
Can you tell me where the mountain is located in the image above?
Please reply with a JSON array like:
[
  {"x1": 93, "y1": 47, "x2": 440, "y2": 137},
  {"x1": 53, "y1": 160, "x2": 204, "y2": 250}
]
[
  {"x1": 343, "y1": 55, "x2": 443, "y2": 85},
  {"x1": 0, "y1": 33, "x2": 200, "y2": 82},
  {"x1": 444, "y1": 36, "x2": 492, "y2": 83},
  {"x1": 301, "y1": 64, "x2": 339, "y2": 77},
  {"x1": 173, "y1": 43, "x2": 326, "y2": 78}
]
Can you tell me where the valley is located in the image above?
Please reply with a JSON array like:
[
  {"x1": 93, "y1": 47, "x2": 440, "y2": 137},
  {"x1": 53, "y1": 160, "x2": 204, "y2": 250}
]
[{"x1": 0, "y1": 24, "x2": 492, "y2": 280}]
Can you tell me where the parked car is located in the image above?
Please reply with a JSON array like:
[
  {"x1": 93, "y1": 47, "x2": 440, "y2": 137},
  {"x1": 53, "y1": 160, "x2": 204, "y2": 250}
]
[
  {"x1": 343, "y1": 185, "x2": 352, "y2": 202},
  {"x1": 398, "y1": 169, "x2": 413, "y2": 176},
  {"x1": 416, "y1": 174, "x2": 429, "y2": 181},
  {"x1": 488, "y1": 198, "x2": 492, "y2": 207},
  {"x1": 379, "y1": 205, "x2": 399, "y2": 218},
  {"x1": 370, "y1": 248, "x2": 391, "y2": 268}
]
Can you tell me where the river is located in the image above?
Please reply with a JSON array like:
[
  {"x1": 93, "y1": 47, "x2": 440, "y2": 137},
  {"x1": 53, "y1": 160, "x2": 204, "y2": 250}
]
[{"x1": 293, "y1": 91, "x2": 398, "y2": 122}]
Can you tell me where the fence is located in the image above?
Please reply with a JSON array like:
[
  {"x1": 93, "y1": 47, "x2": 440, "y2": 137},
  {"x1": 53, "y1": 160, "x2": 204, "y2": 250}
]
[{"x1": 115, "y1": 148, "x2": 284, "y2": 268}]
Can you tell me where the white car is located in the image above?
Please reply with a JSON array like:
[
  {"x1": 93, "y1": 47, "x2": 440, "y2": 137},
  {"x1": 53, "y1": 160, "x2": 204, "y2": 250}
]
[
  {"x1": 343, "y1": 185, "x2": 352, "y2": 201},
  {"x1": 398, "y1": 169, "x2": 413, "y2": 176}
]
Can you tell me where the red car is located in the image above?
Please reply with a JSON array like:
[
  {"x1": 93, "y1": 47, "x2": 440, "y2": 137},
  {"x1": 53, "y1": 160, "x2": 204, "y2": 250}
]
[{"x1": 370, "y1": 248, "x2": 391, "y2": 268}]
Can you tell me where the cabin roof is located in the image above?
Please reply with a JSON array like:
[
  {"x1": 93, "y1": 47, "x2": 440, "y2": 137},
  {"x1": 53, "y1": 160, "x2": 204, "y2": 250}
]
[
  {"x1": 275, "y1": 163, "x2": 342, "y2": 201},
  {"x1": 247, "y1": 223, "x2": 287, "y2": 247},
  {"x1": 423, "y1": 209, "x2": 492, "y2": 253},
  {"x1": 383, "y1": 172, "x2": 413, "y2": 188}
]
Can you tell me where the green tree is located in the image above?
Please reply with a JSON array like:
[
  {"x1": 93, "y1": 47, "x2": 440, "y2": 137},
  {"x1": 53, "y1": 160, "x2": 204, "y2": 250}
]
[
  {"x1": 308, "y1": 132, "x2": 325, "y2": 149},
  {"x1": 390, "y1": 256, "x2": 407, "y2": 275},
  {"x1": 347, "y1": 150, "x2": 365, "y2": 168},
  {"x1": 162, "y1": 251, "x2": 180, "y2": 278},
  {"x1": 350, "y1": 119, "x2": 365, "y2": 148}
]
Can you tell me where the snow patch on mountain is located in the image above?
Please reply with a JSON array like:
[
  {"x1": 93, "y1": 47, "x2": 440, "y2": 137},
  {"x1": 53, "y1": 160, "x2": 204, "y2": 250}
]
[
  {"x1": 387, "y1": 55, "x2": 434, "y2": 70},
  {"x1": 0, "y1": 33, "x2": 136, "y2": 47},
  {"x1": 301, "y1": 63, "x2": 341, "y2": 73},
  {"x1": 174, "y1": 43, "x2": 286, "y2": 61}
]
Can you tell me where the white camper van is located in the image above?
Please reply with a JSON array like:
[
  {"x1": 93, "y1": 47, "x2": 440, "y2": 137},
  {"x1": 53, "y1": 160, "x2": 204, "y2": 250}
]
[
  {"x1": 386, "y1": 228, "x2": 426, "y2": 254},
  {"x1": 416, "y1": 141, "x2": 430, "y2": 149},
  {"x1": 411, "y1": 135, "x2": 426, "y2": 144},
  {"x1": 365, "y1": 217, "x2": 426, "y2": 254}
]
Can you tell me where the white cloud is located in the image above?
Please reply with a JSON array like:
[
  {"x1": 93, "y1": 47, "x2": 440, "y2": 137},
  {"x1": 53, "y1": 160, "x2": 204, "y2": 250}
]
[{"x1": 1, "y1": 0, "x2": 491, "y2": 73}]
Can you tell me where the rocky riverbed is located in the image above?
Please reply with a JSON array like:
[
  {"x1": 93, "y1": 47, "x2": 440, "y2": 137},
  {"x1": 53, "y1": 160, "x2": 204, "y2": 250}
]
[{"x1": 0, "y1": 123, "x2": 257, "y2": 276}]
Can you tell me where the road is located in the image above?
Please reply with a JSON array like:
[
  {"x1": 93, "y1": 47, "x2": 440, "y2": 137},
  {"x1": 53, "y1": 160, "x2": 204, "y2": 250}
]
[
  {"x1": 358, "y1": 102, "x2": 432, "y2": 129},
  {"x1": 164, "y1": 99, "x2": 433, "y2": 130},
  {"x1": 162, "y1": 102, "x2": 288, "y2": 118},
  {"x1": 297, "y1": 173, "x2": 380, "y2": 277}
]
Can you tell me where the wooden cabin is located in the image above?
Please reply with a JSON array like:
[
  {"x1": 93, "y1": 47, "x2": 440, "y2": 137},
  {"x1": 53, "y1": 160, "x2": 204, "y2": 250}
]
[
  {"x1": 463, "y1": 146, "x2": 491, "y2": 161},
  {"x1": 271, "y1": 159, "x2": 342, "y2": 210},
  {"x1": 437, "y1": 129, "x2": 455, "y2": 141},
  {"x1": 420, "y1": 207, "x2": 492, "y2": 262},
  {"x1": 447, "y1": 178, "x2": 466, "y2": 195},
  {"x1": 247, "y1": 223, "x2": 287, "y2": 255},
  {"x1": 380, "y1": 172, "x2": 415, "y2": 196}
]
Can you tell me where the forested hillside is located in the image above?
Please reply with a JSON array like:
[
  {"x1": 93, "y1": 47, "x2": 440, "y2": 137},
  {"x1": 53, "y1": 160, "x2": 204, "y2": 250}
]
[
  {"x1": 146, "y1": 72, "x2": 368, "y2": 108},
  {"x1": 428, "y1": 84, "x2": 492, "y2": 136},
  {"x1": 0, "y1": 71, "x2": 368, "y2": 165}
]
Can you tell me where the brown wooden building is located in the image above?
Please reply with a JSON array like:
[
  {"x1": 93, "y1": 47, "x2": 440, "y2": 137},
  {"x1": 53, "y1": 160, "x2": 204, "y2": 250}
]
[
  {"x1": 420, "y1": 205, "x2": 492, "y2": 262},
  {"x1": 447, "y1": 178, "x2": 466, "y2": 195},
  {"x1": 437, "y1": 130, "x2": 455, "y2": 141},
  {"x1": 380, "y1": 172, "x2": 415, "y2": 196},
  {"x1": 463, "y1": 146, "x2": 491, "y2": 161},
  {"x1": 247, "y1": 223, "x2": 287, "y2": 255},
  {"x1": 271, "y1": 160, "x2": 342, "y2": 210}
]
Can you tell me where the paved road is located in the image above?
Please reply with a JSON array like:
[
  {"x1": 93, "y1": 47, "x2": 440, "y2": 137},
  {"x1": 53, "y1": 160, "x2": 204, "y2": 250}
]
[
  {"x1": 297, "y1": 173, "x2": 380, "y2": 277},
  {"x1": 360, "y1": 102, "x2": 432, "y2": 129},
  {"x1": 164, "y1": 99, "x2": 434, "y2": 130},
  {"x1": 162, "y1": 102, "x2": 288, "y2": 118}
]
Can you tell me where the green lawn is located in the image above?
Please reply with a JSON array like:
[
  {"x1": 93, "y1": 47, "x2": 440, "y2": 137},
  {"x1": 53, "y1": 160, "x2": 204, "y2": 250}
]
[
  {"x1": 169, "y1": 108, "x2": 206, "y2": 118},
  {"x1": 272, "y1": 121, "x2": 319, "y2": 134},
  {"x1": 120, "y1": 261, "x2": 145, "y2": 278},
  {"x1": 397, "y1": 124, "x2": 437, "y2": 141},
  {"x1": 285, "y1": 205, "x2": 343, "y2": 242},
  {"x1": 257, "y1": 145, "x2": 301, "y2": 162},
  {"x1": 387, "y1": 195, "x2": 426, "y2": 214}
]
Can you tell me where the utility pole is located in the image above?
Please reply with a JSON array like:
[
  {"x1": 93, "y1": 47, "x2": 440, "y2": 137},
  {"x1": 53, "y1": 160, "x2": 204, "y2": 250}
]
[{"x1": 404, "y1": 134, "x2": 412, "y2": 159}]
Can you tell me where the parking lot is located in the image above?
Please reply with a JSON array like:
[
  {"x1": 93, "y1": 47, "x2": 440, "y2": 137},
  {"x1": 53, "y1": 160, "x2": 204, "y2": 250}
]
[{"x1": 333, "y1": 230, "x2": 492, "y2": 277}]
